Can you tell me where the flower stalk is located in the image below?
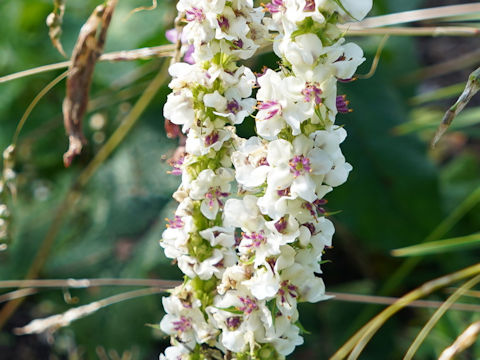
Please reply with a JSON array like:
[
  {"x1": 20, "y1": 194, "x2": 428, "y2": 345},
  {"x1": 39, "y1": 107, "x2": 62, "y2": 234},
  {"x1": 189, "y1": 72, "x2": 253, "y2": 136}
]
[{"x1": 160, "y1": 1, "x2": 371, "y2": 358}]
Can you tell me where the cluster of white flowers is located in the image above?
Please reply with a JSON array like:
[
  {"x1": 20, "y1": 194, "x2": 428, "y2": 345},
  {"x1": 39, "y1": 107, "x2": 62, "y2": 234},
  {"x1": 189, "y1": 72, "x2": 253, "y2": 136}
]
[{"x1": 160, "y1": 1, "x2": 371, "y2": 359}]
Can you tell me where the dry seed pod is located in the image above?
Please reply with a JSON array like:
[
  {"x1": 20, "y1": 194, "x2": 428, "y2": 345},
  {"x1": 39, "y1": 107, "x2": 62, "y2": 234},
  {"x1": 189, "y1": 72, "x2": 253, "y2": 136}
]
[{"x1": 62, "y1": 0, "x2": 117, "y2": 167}]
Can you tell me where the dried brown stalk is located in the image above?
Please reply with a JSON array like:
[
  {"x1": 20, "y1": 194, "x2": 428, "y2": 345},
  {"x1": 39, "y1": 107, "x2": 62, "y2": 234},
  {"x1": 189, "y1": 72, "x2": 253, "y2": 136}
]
[
  {"x1": 46, "y1": 0, "x2": 67, "y2": 57},
  {"x1": 432, "y1": 66, "x2": 480, "y2": 147},
  {"x1": 63, "y1": 0, "x2": 117, "y2": 167},
  {"x1": 127, "y1": 0, "x2": 157, "y2": 18},
  {"x1": 439, "y1": 321, "x2": 480, "y2": 360},
  {"x1": 346, "y1": 4, "x2": 480, "y2": 29},
  {"x1": 14, "y1": 287, "x2": 167, "y2": 335}
]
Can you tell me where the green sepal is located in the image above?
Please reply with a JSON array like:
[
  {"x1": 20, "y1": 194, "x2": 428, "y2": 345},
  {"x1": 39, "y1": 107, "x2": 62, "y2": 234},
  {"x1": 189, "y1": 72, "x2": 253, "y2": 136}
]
[{"x1": 214, "y1": 306, "x2": 244, "y2": 315}]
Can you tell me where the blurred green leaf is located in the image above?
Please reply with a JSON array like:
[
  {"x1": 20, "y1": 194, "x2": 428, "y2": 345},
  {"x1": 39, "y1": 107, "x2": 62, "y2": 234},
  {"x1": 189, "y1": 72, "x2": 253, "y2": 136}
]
[
  {"x1": 394, "y1": 106, "x2": 480, "y2": 136},
  {"x1": 392, "y1": 232, "x2": 480, "y2": 257}
]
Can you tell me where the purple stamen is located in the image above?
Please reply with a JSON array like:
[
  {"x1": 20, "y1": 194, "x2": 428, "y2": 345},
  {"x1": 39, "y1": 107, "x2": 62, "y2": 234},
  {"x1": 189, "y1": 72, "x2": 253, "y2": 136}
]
[
  {"x1": 205, "y1": 187, "x2": 230, "y2": 208},
  {"x1": 289, "y1": 155, "x2": 312, "y2": 177},
  {"x1": 205, "y1": 131, "x2": 220, "y2": 146},
  {"x1": 243, "y1": 231, "x2": 266, "y2": 248},
  {"x1": 173, "y1": 316, "x2": 192, "y2": 333},
  {"x1": 258, "y1": 157, "x2": 269, "y2": 167},
  {"x1": 168, "y1": 156, "x2": 184, "y2": 176},
  {"x1": 277, "y1": 187, "x2": 291, "y2": 197},
  {"x1": 166, "y1": 215, "x2": 184, "y2": 229},
  {"x1": 232, "y1": 39, "x2": 244, "y2": 49},
  {"x1": 264, "y1": 0, "x2": 285, "y2": 13},
  {"x1": 226, "y1": 316, "x2": 242, "y2": 330},
  {"x1": 302, "y1": 83, "x2": 323, "y2": 105},
  {"x1": 217, "y1": 15, "x2": 230, "y2": 31},
  {"x1": 266, "y1": 257, "x2": 276, "y2": 272},
  {"x1": 278, "y1": 280, "x2": 298, "y2": 304},
  {"x1": 313, "y1": 198, "x2": 328, "y2": 215},
  {"x1": 304, "y1": 0, "x2": 315, "y2": 12},
  {"x1": 303, "y1": 222, "x2": 316, "y2": 235},
  {"x1": 303, "y1": 202, "x2": 316, "y2": 217},
  {"x1": 227, "y1": 99, "x2": 241, "y2": 114},
  {"x1": 336, "y1": 95, "x2": 352, "y2": 113},
  {"x1": 186, "y1": 7, "x2": 205, "y2": 22},
  {"x1": 274, "y1": 217, "x2": 288, "y2": 233},
  {"x1": 238, "y1": 296, "x2": 258, "y2": 315},
  {"x1": 257, "y1": 100, "x2": 281, "y2": 120}
]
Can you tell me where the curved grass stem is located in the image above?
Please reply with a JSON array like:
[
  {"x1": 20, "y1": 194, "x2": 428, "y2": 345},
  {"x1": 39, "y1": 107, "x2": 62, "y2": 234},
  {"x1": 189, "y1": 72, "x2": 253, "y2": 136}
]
[
  {"x1": 330, "y1": 263, "x2": 480, "y2": 360},
  {"x1": 403, "y1": 274, "x2": 480, "y2": 360}
]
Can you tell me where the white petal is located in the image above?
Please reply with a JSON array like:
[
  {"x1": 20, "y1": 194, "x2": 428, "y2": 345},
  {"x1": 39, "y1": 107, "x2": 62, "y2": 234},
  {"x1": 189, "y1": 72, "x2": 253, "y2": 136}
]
[{"x1": 291, "y1": 175, "x2": 316, "y2": 202}]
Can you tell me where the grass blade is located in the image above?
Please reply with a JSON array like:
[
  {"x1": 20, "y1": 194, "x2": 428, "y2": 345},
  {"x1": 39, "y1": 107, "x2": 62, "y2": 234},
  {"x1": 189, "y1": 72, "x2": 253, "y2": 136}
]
[{"x1": 392, "y1": 233, "x2": 480, "y2": 257}]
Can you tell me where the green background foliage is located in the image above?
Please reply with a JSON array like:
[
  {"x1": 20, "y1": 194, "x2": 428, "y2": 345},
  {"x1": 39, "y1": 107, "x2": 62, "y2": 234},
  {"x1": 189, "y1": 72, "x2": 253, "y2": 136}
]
[{"x1": 1, "y1": 0, "x2": 480, "y2": 359}]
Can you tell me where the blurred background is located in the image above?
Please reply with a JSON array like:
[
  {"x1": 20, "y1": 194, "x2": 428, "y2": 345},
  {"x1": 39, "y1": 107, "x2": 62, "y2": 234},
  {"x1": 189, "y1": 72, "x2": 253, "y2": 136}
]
[{"x1": 1, "y1": 0, "x2": 480, "y2": 358}]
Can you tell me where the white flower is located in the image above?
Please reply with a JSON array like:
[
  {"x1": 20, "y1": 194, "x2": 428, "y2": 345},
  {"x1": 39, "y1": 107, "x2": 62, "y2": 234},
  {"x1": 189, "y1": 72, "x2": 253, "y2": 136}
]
[
  {"x1": 266, "y1": 315, "x2": 304, "y2": 356},
  {"x1": 163, "y1": 91, "x2": 195, "y2": 131},
  {"x1": 324, "y1": 154, "x2": 352, "y2": 187},
  {"x1": 242, "y1": 245, "x2": 296, "y2": 299},
  {"x1": 332, "y1": 42, "x2": 366, "y2": 80},
  {"x1": 185, "y1": 128, "x2": 232, "y2": 156},
  {"x1": 178, "y1": 248, "x2": 234, "y2": 280},
  {"x1": 224, "y1": 195, "x2": 264, "y2": 233},
  {"x1": 281, "y1": 263, "x2": 328, "y2": 304},
  {"x1": 256, "y1": 70, "x2": 311, "y2": 138},
  {"x1": 159, "y1": 345, "x2": 190, "y2": 360},
  {"x1": 199, "y1": 226, "x2": 235, "y2": 247},
  {"x1": 266, "y1": 136, "x2": 333, "y2": 202},
  {"x1": 218, "y1": 265, "x2": 248, "y2": 295},
  {"x1": 208, "y1": 288, "x2": 272, "y2": 353},
  {"x1": 189, "y1": 168, "x2": 234, "y2": 220},
  {"x1": 257, "y1": 186, "x2": 295, "y2": 220},
  {"x1": 242, "y1": 266, "x2": 279, "y2": 300},
  {"x1": 267, "y1": 316, "x2": 303, "y2": 356},
  {"x1": 177, "y1": 0, "x2": 226, "y2": 43},
  {"x1": 205, "y1": 68, "x2": 257, "y2": 125},
  {"x1": 161, "y1": 215, "x2": 194, "y2": 259},
  {"x1": 160, "y1": 295, "x2": 217, "y2": 347},
  {"x1": 275, "y1": 33, "x2": 324, "y2": 70},
  {"x1": 231, "y1": 137, "x2": 270, "y2": 190}
]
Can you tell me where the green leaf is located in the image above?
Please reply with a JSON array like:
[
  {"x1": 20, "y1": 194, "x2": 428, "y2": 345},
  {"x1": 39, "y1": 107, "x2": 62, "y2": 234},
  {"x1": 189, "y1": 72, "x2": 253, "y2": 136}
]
[
  {"x1": 215, "y1": 306, "x2": 243, "y2": 315},
  {"x1": 267, "y1": 299, "x2": 278, "y2": 326},
  {"x1": 295, "y1": 320, "x2": 312, "y2": 335},
  {"x1": 391, "y1": 232, "x2": 480, "y2": 257},
  {"x1": 332, "y1": 0, "x2": 356, "y2": 20},
  {"x1": 144, "y1": 323, "x2": 161, "y2": 330}
]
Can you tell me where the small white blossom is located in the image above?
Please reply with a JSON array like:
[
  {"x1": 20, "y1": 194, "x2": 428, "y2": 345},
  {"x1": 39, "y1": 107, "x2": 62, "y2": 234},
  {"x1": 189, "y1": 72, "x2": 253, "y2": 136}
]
[
  {"x1": 189, "y1": 168, "x2": 234, "y2": 220},
  {"x1": 160, "y1": 295, "x2": 217, "y2": 347}
]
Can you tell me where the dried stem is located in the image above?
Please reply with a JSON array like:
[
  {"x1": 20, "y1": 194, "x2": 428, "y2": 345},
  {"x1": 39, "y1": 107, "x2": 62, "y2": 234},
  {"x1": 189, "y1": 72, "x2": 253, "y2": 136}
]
[
  {"x1": 403, "y1": 274, "x2": 480, "y2": 360},
  {"x1": 0, "y1": 278, "x2": 181, "y2": 289},
  {"x1": 340, "y1": 26, "x2": 480, "y2": 37},
  {"x1": 0, "y1": 45, "x2": 175, "y2": 84},
  {"x1": 327, "y1": 292, "x2": 480, "y2": 313},
  {"x1": 1, "y1": 22, "x2": 477, "y2": 85},
  {"x1": 0, "y1": 288, "x2": 37, "y2": 304},
  {"x1": 2, "y1": 278, "x2": 480, "y2": 312},
  {"x1": 330, "y1": 263, "x2": 480, "y2": 360},
  {"x1": 347, "y1": 4, "x2": 480, "y2": 28},
  {"x1": 14, "y1": 287, "x2": 166, "y2": 335},
  {"x1": 357, "y1": 35, "x2": 390, "y2": 80},
  {"x1": 431, "y1": 66, "x2": 480, "y2": 147},
  {"x1": 439, "y1": 321, "x2": 480, "y2": 360}
]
